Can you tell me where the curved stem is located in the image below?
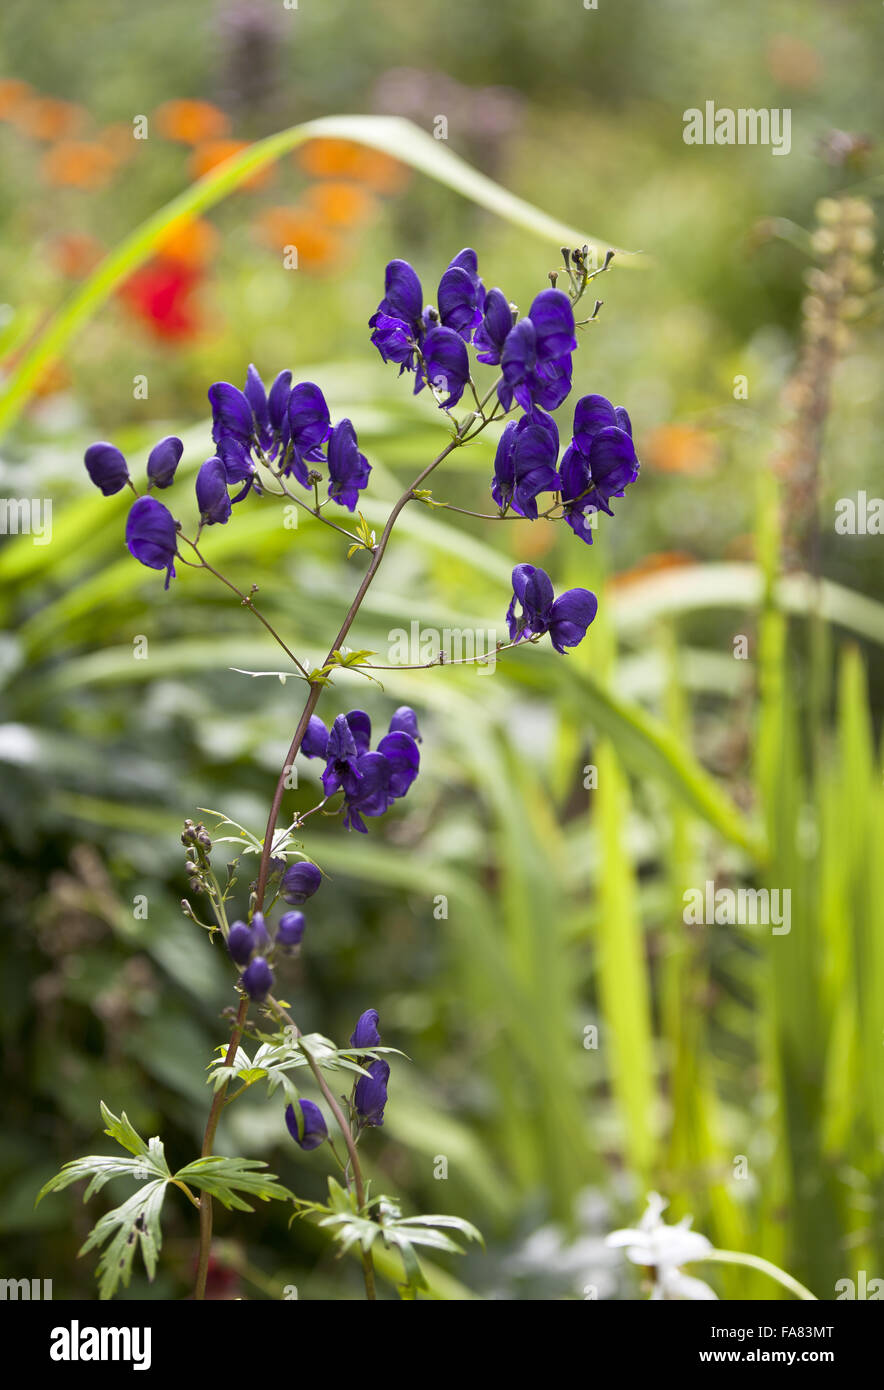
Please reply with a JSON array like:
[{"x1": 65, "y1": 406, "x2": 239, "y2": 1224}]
[{"x1": 695, "y1": 1249, "x2": 817, "y2": 1301}]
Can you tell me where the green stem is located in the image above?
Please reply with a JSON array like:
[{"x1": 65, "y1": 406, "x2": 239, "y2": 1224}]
[{"x1": 696, "y1": 1249, "x2": 817, "y2": 1301}]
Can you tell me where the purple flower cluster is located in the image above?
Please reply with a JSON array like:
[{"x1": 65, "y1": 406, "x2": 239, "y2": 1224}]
[
  {"x1": 284, "y1": 1006, "x2": 390, "y2": 1154},
  {"x1": 506, "y1": 563, "x2": 598, "y2": 655},
  {"x1": 301, "y1": 706, "x2": 421, "y2": 833},
  {"x1": 225, "y1": 862, "x2": 321, "y2": 1000},
  {"x1": 493, "y1": 393, "x2": 639, "y2": 541}
]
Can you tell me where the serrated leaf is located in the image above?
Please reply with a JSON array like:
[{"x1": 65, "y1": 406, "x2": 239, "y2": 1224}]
[
  {"x1": 173, "y1": 1156, "x2": 293, "y2": 1211},
  {"x1": 79, "y1": 1179, "x2": 168, "y2": 1301}
]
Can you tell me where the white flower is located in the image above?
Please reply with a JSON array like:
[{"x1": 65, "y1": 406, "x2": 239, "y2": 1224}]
[{"x1": 606, "y1": 1192, "x2": 718, "y2": 1300}]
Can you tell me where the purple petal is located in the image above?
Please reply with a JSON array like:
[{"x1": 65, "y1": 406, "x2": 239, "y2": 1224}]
[
  {"x1": 548, "y1": 587, "x2": 599, "y2": 653},
  {"x1": 146, "y1": 435, "x2": 183, "y2": 489},
  {"x1": 125, "y1": 496, "x2": 178, "y2": 587}
]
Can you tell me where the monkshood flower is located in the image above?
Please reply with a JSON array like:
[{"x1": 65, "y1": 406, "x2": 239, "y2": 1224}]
[
  {"x1": 285, "y1": 1099, "x2": 328, "y2": 1151},
  {"x1": 506, "y1": 563, "x2": 598, "y2": 655},
  {"x1": 606, "y1": 1193, "x2": 717, "y2": 1301},
  {"x1": 327, "y1": 419, "x2": 371, "y2": 511},
  {"x1": 492, "y1": 410, "x2": 560, "y2": 518},
  {"x1": 437, "y1": 247, "x2": 485, "y2": 340},
  {"x1": 300, "y1": 709, "x2": 421, "y2": 833},
  {"x1": 418, "y1": 325, "x2": 470, "y2": 408},
  {"x1": 85, "y1": 435, "x2": 183, "y2": 495},
  {"x1": 560, "y1": 394, "x2": 640, "y2": 542},
  {"x1": 209, "y1": 364, "x2": 293, "y2": 499},
  {"x1": 354, "y1": 1058, "x2": 390, "y2": 1127},
  {"x1": 499, "y1": 289, "x2": 576, "y2": 412},
  {"x1": 350, "y1": 1008, "x2": 381, "y2": 1049},
  {"x1": 473, "y1": 287, "x2": 514, "y2": 365},
  {"x1": 241, "y1": 955, "x2": 273, "y2": 1001},
  {"x1": 227, "y1": 920, "x2": 256, "y2": 965},
  {"x1": 196, "y1": 456, "x2": 232, "y2": 526},
  {"x1": 125, "y1": 496, "x2": 179, "y2": 589},
  {"x1": 284, "y1": 382, "x2": 333, "y2": 489},
  {"x1": 369, "y1": 258, "x2": 425, "y2": 371},
  {"x1": 281, "y1": 861, "x2": 322, "y2": 904},
  {"x1": 276, "y1": 910, "x2": 306, "y2": 948}
]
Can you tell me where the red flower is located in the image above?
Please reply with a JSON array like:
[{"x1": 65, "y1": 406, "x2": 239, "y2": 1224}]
[{"x1": 117, "y1": 259, "x2": 203, "y2": 340}]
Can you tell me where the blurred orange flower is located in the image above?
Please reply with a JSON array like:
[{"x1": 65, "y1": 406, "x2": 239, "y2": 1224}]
[
  {"x1": 99, "y1": 122, "x2": 135, "y2": 163},
  {"x1": 298, "y1": 138, "x2": 409, "y2": 194},
  {"x1": 305, "y1": 180, "x2": 375, "y2": 227},
  {"x1": 767, "y1": 35, "x2": 822, "y2": 91},
  {"x1": 41, "y1": 140, "x2": 117, "y2": 189},
  {"x1": 0, "y1": 79, "x2": 32, "y2": 119},
  {"x1": 156, "y1": 217, "x2": 219, "y2": 269},
  {"x1": 188, "y1": 138, "x2": 273, "y2": 189},
  {"x1": 12, "y1": 96, "x2": 86, "y2": 141},
  {"x1": 48, "y1": 232, "x2": 105, "y2": 278},
  {"x1": 255, "y1": 206, "x2": 340, "y2": 269},
  {"x1": 609, "y1": 551, "x2": 695, "y2": 590},
  {"x1": 643, "y1": 423, "x2": 718, "y2": 475},
  {"x1": 155, "y1": 99, "x2": 230, "y2": 145}
]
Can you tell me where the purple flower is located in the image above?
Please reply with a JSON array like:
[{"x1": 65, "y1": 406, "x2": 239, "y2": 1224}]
[
  {"x1": 473, "y1": 287, "x2": 513, "y2": 365},
  {"x1": 125, "y1": 496, "x2": 178, "y2": 589},
  {"x1": 285, "y1": 382, "x2": 332, "y2": 488},
  {"x1": 369, "y1": 259, "x2": 425, "y2": 372},
  {"x1": 146, "y1": 436, "x2": 183, "y2": 489},
  {"x1": 285, "y1": 1099, "x2": 327, "y2": 1151},
  {"x1": 209, "y1": 366, "x2": 294, "y2": 500},
  {"x1": 388, "y1": 706, "x2": 421, "y2": 742},
  {"x1": 506, "y1": 563, "x2": 598, "y2": 655},
  {"x1": 276, "y1": 911, "x2": 306, "y2": 947},
  {"x1": 241, "y1": 955, "x2": 273, "y2": 1001},
  {"x1": 281, "y1": 861, "x2": 322, "y2": 904},
  {"x1": 250, "y1": 912, "x2": 271, "y2": 952},
  {"x1": 84, "y1": 442, "x2": 130, "y2": 496},
  {"x1": 499, "y1": 289, "x2": 576, "y2": 413},
  {"x1": 301, "y1": 715, "x2": 330, "y2": 759},
  {"x1": 209, "y1": 381, "x2": 254, "y2": 447},
  {"x1": 354, "y1": 1058, "x2": 390, "y2": 1127},
  {"x1": 491, "y1": 411, "x2": 560, "y2": 519},
  {"x1": 327, "y1": 419, "x2": 371, "y2": 511},
  {"x1": 350, "y1": 1008, "x2": 381, "y2": 1049},
  {"x1": 196, "y1": 457, "x2": 232, "y2": 526},
  {"x1": 560, "y1": 395, "x2": 640, "y2": 541},
  {"x1": 227, "y1": 920, "x2": 255, "y2": 965},
  {"x1": 420, "y1": 325, "x2": 470, "y2": 408},
  {"x1": 437, "y1": 247, "x2": 484, "y2": 341},
  {"x1": 321, "y1": 714, "x2": 365, "y2": 798}
]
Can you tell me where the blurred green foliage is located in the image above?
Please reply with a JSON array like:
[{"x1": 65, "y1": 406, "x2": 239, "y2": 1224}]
[{"x1": 0, "y1": 0, "x2": 882, "y2": 1299}]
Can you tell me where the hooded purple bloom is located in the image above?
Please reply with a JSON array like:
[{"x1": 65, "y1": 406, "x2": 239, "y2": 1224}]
[
  {"x1": 285, "y1": 382, "x2": 332, "y2": 488},
  {"x1": 276, "y1": 910, "x2": 306, "y2": 948},
  {"x1": 209, "y1": 381, "x2": 254, "y2": 447},
  {"x1": 369, "y1": 258, "x2": 424, "y2": 360},
  {"x1": 350, "y1": 1008, "x2": 381, "y2": 1049},
  {"x1": 241, "y1": 955, "x2": 273, "y2": 1001},
  {"x1": 420, "y1": 325, "x2": 470, "y2": 408},
  {"x1": 301, "y1": 715, "x2": 330, "y2": 760},
  {"x1": 285, "y1": 1099, "x2": 327, "y2": 1151},
  {"x1": 560, "y1": 395, "x2": 640, "y2": 541},
  {"x1": 281, "y1": 860, "x2": 322, "y2": 904},
  {"x1": 146, "y1": 435, "x2": 183, "y2": 489},
  {"x1": 227, "y1": 920, "x2": 255, "y2": 965},
  {"x1": 506, "y1": 563, "x2": 598, "y2": 655},
  {"x1": 492, "y1": 411, "x2": 560, "y2": 519},
  {"x1": 388, "y1": 706, "x2": 421, "y2": 742},
  {"x1": 196, "y1": 456, "x2": 232, "y2": 526},
  {"x1": 209, "y1": 366, "x2": 294, "y2": 500},
  {"x1": 125, "y1": 496, "x2": 178, "y2": 589},
  {"x1": 249, "y1": 912, "x2": 271, "y2": 952},
  {"x1": 321, "y1": 714, "x2": 364, "y2": 798},
  {"x1": 327, "y1": 419, "x2": 371, "y2": 511},
  {"x1": 473, "y1": 287, "x2": 513, "y2": 365},
  {"x1": 354, "y1": 1058, "x2": 390, "y2": 1127},
  {"x1": 84, "y1": 442, "x2": 130, "y2": 496},
  {"x1": 437, "y1": 247, "x2": 485, "y2": 341},
  {"x1": 499, "y1": 289, "x2": 576, "y2": 413}
]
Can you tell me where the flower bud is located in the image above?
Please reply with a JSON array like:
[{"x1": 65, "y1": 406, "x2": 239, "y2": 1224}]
[
  {"x1": 349, "y1": 1008, "x2": 381, "y2": 1049},
  {"x1": 276, "y1": 911, "x2": 306, "y2": 947},
  {"x1": 85, "y1": 442, "x2": 130, "y2": 496},
  {"x1": 250, "y1": 912, "x2": 271, "y2": 951},
  {"x1": 285, "y1": 1099, "x2": 328, "y2": 1151},
  {"x1": 281, "y1": 861, "x2": 322, "y2": 904},
  {"x1": 227, "y1": 920, "x2": 254, "y2": 965},
  {"x1": 241, "y1": 956, "x2": 273, "y2": 1001},
  {"x1": 354, "y1": 1058, "x2": 390, "y2": 1127}
]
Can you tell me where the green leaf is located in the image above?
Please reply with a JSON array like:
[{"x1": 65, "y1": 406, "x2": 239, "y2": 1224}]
[
  {"x1": 79, "y1": 1180, "x2": 168, "y2": 1301},
  {"x1": 173, "y1": 1155, "x2": 293, "y2": 1211}
]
